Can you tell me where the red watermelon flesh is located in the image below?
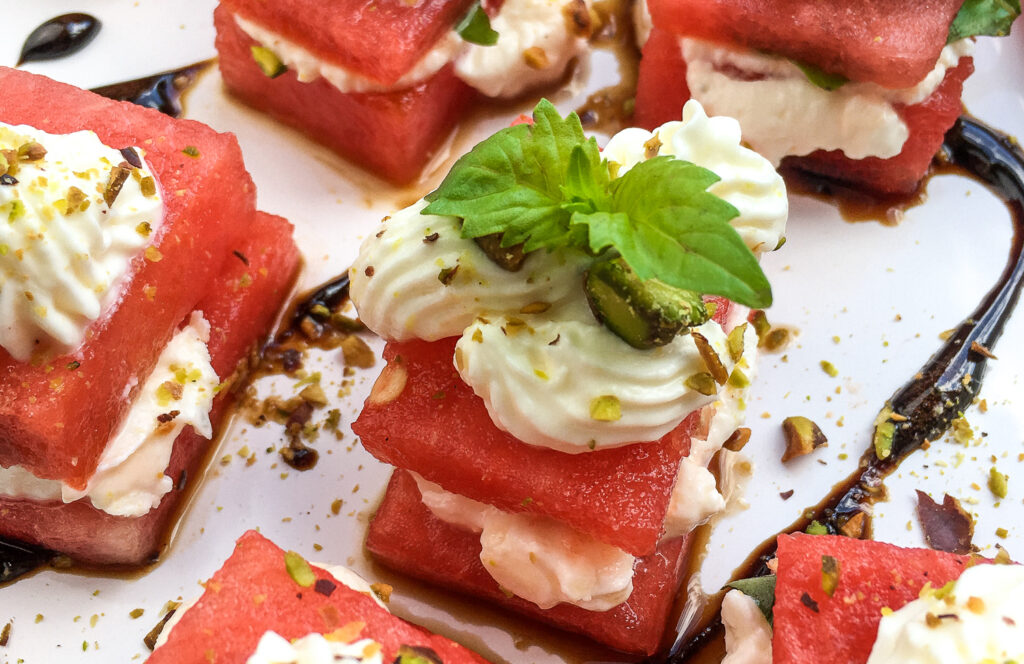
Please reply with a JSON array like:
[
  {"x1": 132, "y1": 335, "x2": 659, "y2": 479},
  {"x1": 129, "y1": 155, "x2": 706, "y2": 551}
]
[
  {"x1": 782, "y1": 58, "x2": 974, "y2": 195},
  {"x1": 215, "y1": 6, "x2": 476, "y2": 185},
  {"x1": 149, "y1": 529, "x2": 492, "y2": 664},
  {"x1": 0, "y1": 67, "x2": 254, "y2": 489},
  {"x1": 646, "y1": 0, "x2": 964, "y2": 89},
  {"x1": 634, "y1": 27, "x2": 691, "y2": 133},
  {"x1": 354, "y1": 299, "x2": 733, "y2": 557},
  {"x1": 633, "y1": 32, "x2": 972, "y2": 194},
  {"x1": 772, "y1": 534, "x2": 973, "y2": 664},
  {"x1": 355, "y1": 338, "x2": 695, "y2": 558},
  {"x1": 367, "y1": 470, "x2": 692, "y2": 656},
  {"x1": 219, "y1": 0, "x2": 474, "y2": 87},
  {"x1": 0, "y1": 212, "x2": 299, "y2": 566}
]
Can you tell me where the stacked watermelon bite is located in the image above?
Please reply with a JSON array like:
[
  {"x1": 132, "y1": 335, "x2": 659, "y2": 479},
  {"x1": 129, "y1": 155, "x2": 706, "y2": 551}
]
[
  {"x1": 0, "y1": 68, "x2": 300, "y2": 565},
  {"x1": 148, "y1": 530, "x2": 492, "y2": 664},
  {"x1": 633, "y1": 0, "x2": 994, "y2": 194},
  {"x1": 214, "y1": 0, "x2": 477, "y2": 184}
]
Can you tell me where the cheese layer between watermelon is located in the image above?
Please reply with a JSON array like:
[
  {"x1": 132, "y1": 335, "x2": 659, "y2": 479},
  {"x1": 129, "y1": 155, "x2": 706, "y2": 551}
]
[
  {"x1": 218, "y1": 0, "x2": 475, "y2": 86},
  {"x1": 645, "y1": 0, "x2": 964, "y2": 89},
  {"x1": 0, "y1": 67, "x2": 255, "y2": 489},
  {"x1": 214, "y1": 5, "x2": 476, "y2": 185},
  {"x1": 149, "y1": 529, "x2": 492, "y2": 664},
  {"x1": 773, "y1": 534, "x2": 974, "y2": 664},
  {"x1": 633, "y1": 32, "x2": 973, "y2": 194},
  {"x1": 367, "y1": 469, "x2": 692, "y2": 656},
  {"x1": 0, "y1": 212, "x2": 300, "y2": 565}
]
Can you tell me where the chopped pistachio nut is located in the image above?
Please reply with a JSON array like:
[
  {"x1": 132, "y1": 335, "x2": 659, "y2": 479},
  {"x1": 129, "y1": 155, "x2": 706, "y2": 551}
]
[
  {"x1": 284, "y1": 550, "x2": 316, "y2": 587},
  {"x1": 988, "y1": 466, "x2": 1009, "y2": 499},
  {"x1": 728, "y1": 367, "x2": 750, "y2": 388},
  {"x1": 589, "y1": 395, "x2": 621, "y2": 422},
  {"x1": 181, "y1": 145, "x2": 201, "y2": 158},
  {"x1": 726, "y1": 323, "x2": 747, "y2": 362},
  {"x1": 819, "y1": 360, "x2": 839, "y2": 377},
  {"x1": 781, "y1": 416, "x2": 827, "y2": 462},
  {"x1": 806, "y1": 520, "x2": 828, "y2": 535},
  {"x1": 129, "y1": 608, "x2": 144, "y2": 619},
  {"x1": 821, "y1": 555, "x2": 840, "y2": 597},
  {"x1": 723, "y1": 427, "x2": 751, "y2": 452},
  {"x1": 250, "y1": 45, "x2": 288, "y2": 78},
  {"x1": 692, "y1": 331, "x2": 728, "y2": 384},
  {"x1": 523, "y1": 46, "x2": 550, "y2": 69},
  {"x1": 873, "y1": 406, "x2": 897, "y2": 460},
  {"x1": 685, "y1": 372, "x2": 718, "y2": 396}
]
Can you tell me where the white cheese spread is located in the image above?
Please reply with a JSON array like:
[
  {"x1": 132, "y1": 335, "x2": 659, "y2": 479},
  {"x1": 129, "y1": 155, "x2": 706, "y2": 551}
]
[
  {"x1": 247, "y1": 633, "x2": 384, "y2": 664},
  {"x1": 351, "y1": 101, "x2": 784, "y2": 453},
  {"x1": 0, "y1": 312, "x2": 217, "y2": 516},
  {"x1": 680, "y1": 38, "x2": 975, "y2": 164},
  {"x1": 415, "y1": 474, "x2": 635, "y2": 611},
  {"x1": 721, "y1": 589, "x2": 773, "y2": 664},
  {"x1": 234, "y1": 0, "x2": 586, "y2": 99},
  {"x1": 0, "y1": 122, "x2": 163, "y2": 362},
  {"x1": 867, "y1": 563, "x2": 1024, "y2": 664}
]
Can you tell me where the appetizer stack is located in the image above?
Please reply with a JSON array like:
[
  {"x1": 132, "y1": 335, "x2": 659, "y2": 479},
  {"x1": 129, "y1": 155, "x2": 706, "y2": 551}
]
[
  {"x1": 723, "y1": 534, "x2": 1023, "y2": 663},
  {"x1": 214, "y1": 0, "x2": 594, "y2": 183},
  {"x1": 634, "y1": 0, "x2": 1018, "y2": 193},
  {"x1": 0, "y1": 67, "x2": 300, "y2": 565},
  {"x1": 350, "y1": 99, "x2": 787, "y2": 653},
  {"x1": 148, "y1": 530, "x2": 492, "y2": 664}
]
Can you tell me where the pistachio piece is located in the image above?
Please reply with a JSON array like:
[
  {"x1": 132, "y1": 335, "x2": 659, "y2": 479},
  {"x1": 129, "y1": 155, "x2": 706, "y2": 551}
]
[{"x1": 781, "y1": 416, "x2": 827, "y2": 462}]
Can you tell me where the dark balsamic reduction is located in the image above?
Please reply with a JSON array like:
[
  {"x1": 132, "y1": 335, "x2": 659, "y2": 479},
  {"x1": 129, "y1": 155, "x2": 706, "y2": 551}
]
[
  {"x1": 17, "y1": 13, "x2": 101, "y2": 67},
  {"x1": 91, "y1": 61, "x2": 213, "y2": 118},
  {"x1": 658, "y1": 115, "x2": 1024, "y2": 663}
]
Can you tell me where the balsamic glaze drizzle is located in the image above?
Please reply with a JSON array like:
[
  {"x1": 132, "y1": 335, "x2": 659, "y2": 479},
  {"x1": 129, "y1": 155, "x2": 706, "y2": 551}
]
[
  {"x1": 17, "y1": 13, "x2": 101, "y2": 67},
  {"x1": 659, "y1": 115, "x2": 1024, "y2": 663},
  {"x1": 90, "y1": 61, "x2": 213, "y2": 118}
]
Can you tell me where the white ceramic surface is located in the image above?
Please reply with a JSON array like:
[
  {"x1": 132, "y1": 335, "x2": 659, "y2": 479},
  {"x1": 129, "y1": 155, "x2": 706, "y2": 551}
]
[{"x1": 2, "y1": 3, "x2": 1024, "y2": 662}]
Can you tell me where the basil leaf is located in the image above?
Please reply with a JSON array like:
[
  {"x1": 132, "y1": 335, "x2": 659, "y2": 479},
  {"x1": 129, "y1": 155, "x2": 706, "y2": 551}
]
[
  {"x1": 793, "y1": 60, "x2": 848, "y2": 91},
  {"x1": 726, "y1": 575, "x2": 777, "y2": 627},
  {"x1": 456, "y1": 1, "x2": 499, "y2": 46},
  {"x1": 948, "y1": 0, "x2": 1020, "y2": 42}
]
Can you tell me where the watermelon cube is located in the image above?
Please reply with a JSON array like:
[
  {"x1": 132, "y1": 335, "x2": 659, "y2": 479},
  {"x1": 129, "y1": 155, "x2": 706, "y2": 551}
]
[
  {"x1": 633, "y1": 26, "x2": 974, "y2": 194},
  {"x1": 214, "y1": 2, "x2": 477, "y2": 184},
  {"x1": 645, "y1": 0, "x2": 964, "y2": 89},
  {"x1": 149, "y1": 530, "x2": 493, "y2": 664},
  {"x1": 0, "y1": 67, "x2": 255, "y2": 490},
  {"x1": 772, "y1": 534, "x2": 973, "y2": 664},
  {"x1": 0, "y1": 212, "x2": 299, "y2": 565},
  {"x1": 367, "y1": 470, "x2": 692, "y2": 656}
]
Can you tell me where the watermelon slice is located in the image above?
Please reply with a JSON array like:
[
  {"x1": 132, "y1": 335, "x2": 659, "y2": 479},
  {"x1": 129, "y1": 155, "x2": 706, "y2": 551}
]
[
  {"x1": 367, "y1": 469, "x2": 692, "y2": 656},
  {"x1": 633, "y1": 33, "x2": 973, "y2": 194},
  {"x1": 645, "y1": 0, "x2": 964, "y2": 89},
  {"x1": 0, "y1": 66, "x2": 254, "y2": 489},
  {"x1": 0, "y1": 212, "x2": 299, "y2": 565},
  {"x1": 781, "y1": 58, "x2": 974, "y2": 195},
  {"x1": 149, "y1": 530, "x2": 492, "y2": 664},
  {"x1": 772, "y1": 534, "x2": 973, "y2": 664},
  {"x1": 214, "y1": 5, "x2": 476, "y2": 184},
  {"x1": 219, "y1": 0, "x2": 475, "y2": 87},
  {"x1": 354, "y1": 337, "x2": 695, "y2": 557}
]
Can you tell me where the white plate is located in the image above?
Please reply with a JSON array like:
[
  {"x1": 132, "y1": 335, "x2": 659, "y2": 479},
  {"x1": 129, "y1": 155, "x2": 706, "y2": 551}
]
[{"x1": 3, "y1": 3, "x2": 1024, "y2": 662}]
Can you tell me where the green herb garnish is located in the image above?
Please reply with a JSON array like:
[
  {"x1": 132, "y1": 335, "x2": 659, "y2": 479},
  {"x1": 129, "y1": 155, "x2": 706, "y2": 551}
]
[
  {"x1": 794, "y1": 61, "x2": 849, "y2": 91},
  {"x1": 456, "y1": 1, "x2": 499, "y2": 46},
  {"x1": 948, "y1": 0, "x2": 1021, "y2": 43},
  {"x1": 422, "y1": 100, "x2": 772, "y2": 309},
  {"x1": 284, "y1": 550, "x2": 316, "y2": 587},
  {"x1": 726, "y1": 575, "x2": 776, "y2": 627}
]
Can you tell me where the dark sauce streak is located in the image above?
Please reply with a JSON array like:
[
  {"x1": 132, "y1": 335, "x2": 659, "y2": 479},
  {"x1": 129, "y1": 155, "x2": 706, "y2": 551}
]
[
  {"x1": 658, "y1": 115, "x2": 1024, "y2": 663},
  {"x1": 18, "y1": 13, "x2": 101, "y2": 67},
  {"x1": 91, "y1": 60, "x2": 213, "y2": 118},
  {"x1": 0, "y1": 538, "x2": 53, "y2": 586}
]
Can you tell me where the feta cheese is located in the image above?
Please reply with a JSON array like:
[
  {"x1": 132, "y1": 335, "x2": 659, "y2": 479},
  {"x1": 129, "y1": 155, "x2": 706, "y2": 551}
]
[{"x1": 0, "y1": 123, "x2": 163, "y2": 361}]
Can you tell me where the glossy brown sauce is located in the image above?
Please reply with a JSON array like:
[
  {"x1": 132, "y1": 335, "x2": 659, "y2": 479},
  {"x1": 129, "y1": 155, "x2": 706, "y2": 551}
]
[
  {"x1": 91, "y1": 60, "x2": 213, "y2": 118},
  {"x1": 576, "y1": 0, "x2": 641, "y2": 135}
]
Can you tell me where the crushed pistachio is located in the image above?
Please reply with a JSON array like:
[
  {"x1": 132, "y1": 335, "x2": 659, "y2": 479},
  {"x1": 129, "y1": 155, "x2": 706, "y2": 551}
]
[
  {"x1": 129, "y1": 608, "x2": 144, "y2": 619},
  {"x1": 437, "y1": 265, "x2": 459, "y2": 285},
  {"x1": 723, "y1": 427, "x2": 751, "y2": 452},
  {"x1": 685, "y1": 372, "x2": 718, "y2": 396},
  {"x1": 806, "y1": 520, "x2": 828, "y2": 535},
  {"x1": 590, "y1": 395, "x2": 621, "y2": 421},
  {"x1": 523, "y1": 46, "x2": 550, "y2": 69},
  {"x1": 821, "y1": 555, "x2": 840, "y2": 597},
  {"x1": 820, "y1": 360, "x2": 839, "y2": 377},
  {"x1": 728, "y1": 367, "x2": 750, "y2": 388},
  {"x1": 250, "y1": 45, "x2": 288, "y2": 78},
  {"x1": 873, "y1": 406, "x2": 897, "y2": 460},
  {"x1": 781, "y1": 416, "x2": 827, "y2": 462},
  {"x1": 181, "y1": 145, "x2": 201, "y2": 158},
  {"x1": 692, "y1": 332, "x2": 728, "y2": 384},
  {"x1": 726, "y1": 323, "x2": 747, "y2": 362},
  {"x1": 284, "y1": 551, "x2": 316, "y2": 587},
  {"x1": 988, "y1": 466, "x2": 1009, "y2": 499}
]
